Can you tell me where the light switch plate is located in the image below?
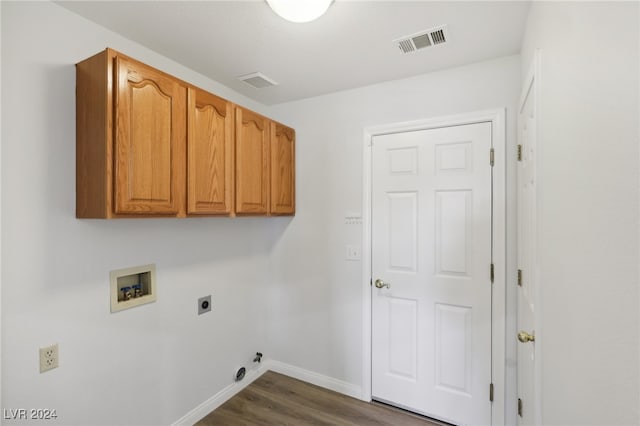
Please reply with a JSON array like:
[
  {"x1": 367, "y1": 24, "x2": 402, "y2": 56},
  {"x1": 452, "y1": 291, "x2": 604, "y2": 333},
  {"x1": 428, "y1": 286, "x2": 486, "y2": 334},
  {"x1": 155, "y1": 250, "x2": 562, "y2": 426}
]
[{"x1": 346, "y1": 245, "x2": 361, "y2": 261}]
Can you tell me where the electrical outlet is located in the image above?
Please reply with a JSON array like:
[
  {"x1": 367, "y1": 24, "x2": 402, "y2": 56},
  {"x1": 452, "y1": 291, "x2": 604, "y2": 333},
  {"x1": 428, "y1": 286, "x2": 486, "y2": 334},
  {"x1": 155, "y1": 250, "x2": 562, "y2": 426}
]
[
  {"x1": 39, "y1": 344, "x2": 59, "y2": 373},
  {"x1": 198, "y1": 295, "x2": 212, "y2": 315}
]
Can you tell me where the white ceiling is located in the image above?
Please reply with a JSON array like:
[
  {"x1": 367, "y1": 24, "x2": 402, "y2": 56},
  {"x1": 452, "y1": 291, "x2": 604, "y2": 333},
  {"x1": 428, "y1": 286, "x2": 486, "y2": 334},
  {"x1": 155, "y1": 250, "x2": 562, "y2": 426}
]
[{"x1": 57, "y1": 0, "x2": 531, "y2": 105}]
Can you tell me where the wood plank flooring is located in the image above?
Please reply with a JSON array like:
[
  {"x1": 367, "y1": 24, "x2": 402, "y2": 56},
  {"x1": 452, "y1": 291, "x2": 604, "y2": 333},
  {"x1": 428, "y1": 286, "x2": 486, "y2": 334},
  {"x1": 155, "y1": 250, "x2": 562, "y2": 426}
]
[{"x1": 196, "y1": 371, "x2": 441, "y2": 426}]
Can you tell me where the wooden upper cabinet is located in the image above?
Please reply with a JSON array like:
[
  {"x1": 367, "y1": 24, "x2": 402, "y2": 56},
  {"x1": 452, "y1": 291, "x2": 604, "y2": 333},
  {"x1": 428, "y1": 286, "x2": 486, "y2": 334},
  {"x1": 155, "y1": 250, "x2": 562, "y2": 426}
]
[
  {"x1": 76, "y1": 49, "x2": 188, "y2": 218},
  {"x1": 76, "y1": 48, "x2": 295, "y2": 219},
  {"x1": 235, "y1": 107, "x2": 270, "y2": 215},
  {"x1": 114, "y1": 56, "x2": 186, "y2": 215},
  {"x1": 270, "y1": 122, "x2": 295, "y2": 215},
  {"x1": 187, "y1": 88, "x2": 233, "y2": 215}
]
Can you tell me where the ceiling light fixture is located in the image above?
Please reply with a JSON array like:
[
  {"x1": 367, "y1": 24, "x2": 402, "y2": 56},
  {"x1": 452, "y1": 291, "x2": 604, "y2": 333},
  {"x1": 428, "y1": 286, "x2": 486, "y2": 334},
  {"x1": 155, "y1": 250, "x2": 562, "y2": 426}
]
[{"x1": 266, "y1": 0, "x2": 333, "y2": 23}]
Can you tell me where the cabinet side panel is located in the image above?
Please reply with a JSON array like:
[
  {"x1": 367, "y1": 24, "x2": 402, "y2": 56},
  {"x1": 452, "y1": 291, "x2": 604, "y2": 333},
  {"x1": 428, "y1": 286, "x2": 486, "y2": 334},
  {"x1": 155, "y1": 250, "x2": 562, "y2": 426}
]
[{"x1": 76, "y1": 51, "x2": 108, "y2": 218}]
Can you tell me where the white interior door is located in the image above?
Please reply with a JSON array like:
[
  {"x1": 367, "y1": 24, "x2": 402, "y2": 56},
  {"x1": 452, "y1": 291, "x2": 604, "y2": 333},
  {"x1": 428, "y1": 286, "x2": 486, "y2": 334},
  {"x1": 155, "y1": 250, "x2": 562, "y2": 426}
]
[
  {"x1": 517, "y1": 63, "x2": 540, "y2": 425},
  {"x1": 371, "y1": 123, "x2": 493, "y2": 426}
]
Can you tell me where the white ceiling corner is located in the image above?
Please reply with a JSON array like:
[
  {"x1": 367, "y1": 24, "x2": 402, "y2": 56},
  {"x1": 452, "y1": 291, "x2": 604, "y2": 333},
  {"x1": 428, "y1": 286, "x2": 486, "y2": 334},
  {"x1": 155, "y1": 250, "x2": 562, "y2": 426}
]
[{"x1": 56, "y1": 0, "x2": 531, "y2": 105}]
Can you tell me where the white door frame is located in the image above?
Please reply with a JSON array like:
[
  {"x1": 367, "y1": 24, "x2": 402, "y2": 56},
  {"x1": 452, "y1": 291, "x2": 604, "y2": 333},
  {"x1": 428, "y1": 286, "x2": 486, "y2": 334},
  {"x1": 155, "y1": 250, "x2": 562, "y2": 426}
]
[{"x1": 361, "y1": 109, "x2": 507, "y2": 425}]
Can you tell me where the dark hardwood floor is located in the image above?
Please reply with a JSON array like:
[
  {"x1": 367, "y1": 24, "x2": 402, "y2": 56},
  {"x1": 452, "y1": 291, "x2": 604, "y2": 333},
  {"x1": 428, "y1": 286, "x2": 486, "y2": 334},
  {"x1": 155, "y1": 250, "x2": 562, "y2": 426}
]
[{"x1": 196, "y1": 371, "x2": 441, "y2": 426}]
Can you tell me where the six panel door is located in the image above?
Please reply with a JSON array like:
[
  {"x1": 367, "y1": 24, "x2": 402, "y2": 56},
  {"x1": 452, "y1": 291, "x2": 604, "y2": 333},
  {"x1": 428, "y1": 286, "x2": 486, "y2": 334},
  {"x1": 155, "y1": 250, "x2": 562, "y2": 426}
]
[
  {"x1": 114, "y1": 56, "x2": 186, "y2": 215},
  {"x1": 371, "y1": 123, "x2": 493, "y2": 426},
  {"x1": 187, "y1": 87, "x2": 233, "y2": 215},
  {"x1": 517, "y1": 68, "x2": 539, "y2": 426}
]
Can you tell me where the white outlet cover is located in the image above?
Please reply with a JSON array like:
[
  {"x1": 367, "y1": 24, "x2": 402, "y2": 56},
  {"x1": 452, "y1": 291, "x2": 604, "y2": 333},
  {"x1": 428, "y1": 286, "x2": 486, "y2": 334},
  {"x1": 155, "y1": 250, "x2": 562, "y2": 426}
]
[{"x1": 39, "y1": 343, "x2": 59, "y2": 373}]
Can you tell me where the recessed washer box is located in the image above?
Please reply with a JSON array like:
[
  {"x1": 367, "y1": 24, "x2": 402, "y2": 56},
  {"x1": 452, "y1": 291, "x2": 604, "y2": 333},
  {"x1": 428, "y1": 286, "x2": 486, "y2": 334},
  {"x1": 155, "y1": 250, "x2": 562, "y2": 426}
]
[{"x1": 110, "y1": 264, "x2": 157, "y2": 313}]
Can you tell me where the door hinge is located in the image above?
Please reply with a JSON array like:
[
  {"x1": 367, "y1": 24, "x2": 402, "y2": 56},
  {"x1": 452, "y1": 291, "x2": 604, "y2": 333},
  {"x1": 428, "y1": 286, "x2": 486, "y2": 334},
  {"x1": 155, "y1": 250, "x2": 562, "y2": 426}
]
[
  {"x1": 518, "y1": 398, "x2": 523, "y2": 417},
  {"x1": 489, "y1": 383, "x2": 494, "y2": 402},
  {"x1": 517, "y1": 144, "x2": 523, "y2": 161},
  {"x1": 490, "y1": 148, "x2": 495, "y2": 166},
  {"x1": 517, "y1": 269, "x2": 523, "y2": 287},
  {"x1": 490, "y1": 263, "x2": 495, "y2": 283}
]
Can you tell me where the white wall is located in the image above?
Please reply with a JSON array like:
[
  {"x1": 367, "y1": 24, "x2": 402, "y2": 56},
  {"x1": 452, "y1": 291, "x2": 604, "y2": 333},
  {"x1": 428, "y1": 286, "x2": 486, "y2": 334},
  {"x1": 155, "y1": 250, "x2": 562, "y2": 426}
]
[
  {"x1": 521, "y1": 2, "x2": 639, "y2": 425},
  {"x1": 1, "y1": 2, "x2": 286, "y2": 424},
  {"x1": 0, "y1": 0, "x2": 3, "y2": 416},
  {"x1": 268, "y1": 54, "x2": 521, "y2": 424},
  {"x1": 1, "y1": 3, "x2": 522, "y2": 424}
]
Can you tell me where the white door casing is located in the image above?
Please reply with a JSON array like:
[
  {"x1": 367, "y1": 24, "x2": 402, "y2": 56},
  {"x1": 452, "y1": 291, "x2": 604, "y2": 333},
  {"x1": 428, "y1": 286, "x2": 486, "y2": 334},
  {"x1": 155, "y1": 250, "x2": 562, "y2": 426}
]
[
  {"x1": 517, "y1": 52, "x2": 542, "y2": 425},
  {"x1": 371, "y1": 122, "x2": 492, "y2": 425},
  {"x1": 362, "y1": 110, "x2": 506, "y2": 426}
]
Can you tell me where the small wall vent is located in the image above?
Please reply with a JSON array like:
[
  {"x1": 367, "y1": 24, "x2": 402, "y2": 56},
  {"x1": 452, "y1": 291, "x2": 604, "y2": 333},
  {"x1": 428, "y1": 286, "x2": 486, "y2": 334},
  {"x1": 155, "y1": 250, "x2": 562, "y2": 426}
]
[
  {"x1": 237, "y1": 72, "x2": 278, "y2": 89},
  {"x1": 394, "y1": 25, "x2": 449, "y2": 54}
]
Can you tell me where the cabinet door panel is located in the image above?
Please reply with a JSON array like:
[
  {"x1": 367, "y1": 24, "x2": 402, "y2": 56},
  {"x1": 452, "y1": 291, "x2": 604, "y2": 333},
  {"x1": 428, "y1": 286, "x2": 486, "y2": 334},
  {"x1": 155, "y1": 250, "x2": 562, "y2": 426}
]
[
  {"x1": 235, "y1": 107, "x2": 269, "y2": 214},
  {"x1": 270, "y1": 123, "x2": 295, "y2": 215},
  {"x1": 114, "y1": 57, "x2": 185, "y2": 215},
  {"x1": 187, "y1": 88, "x2": 233, "y2": 214}
]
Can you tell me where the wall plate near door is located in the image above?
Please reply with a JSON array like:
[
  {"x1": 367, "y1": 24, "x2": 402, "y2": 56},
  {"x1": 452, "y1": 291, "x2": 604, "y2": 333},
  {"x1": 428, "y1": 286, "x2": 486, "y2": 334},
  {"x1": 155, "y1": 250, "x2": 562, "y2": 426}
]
[{"x1": 346, "y1": 245, "x2": 361, "y2": 261}]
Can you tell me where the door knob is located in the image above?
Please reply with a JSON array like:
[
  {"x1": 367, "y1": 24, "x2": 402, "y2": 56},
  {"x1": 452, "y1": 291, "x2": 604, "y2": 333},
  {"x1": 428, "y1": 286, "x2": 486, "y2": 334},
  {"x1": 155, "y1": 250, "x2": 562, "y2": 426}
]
[
  {"x1": 374, "y1": 279, "x2": 390, "y2": 289},
  {"x1": 517, "y1": 331, "x2": 535, "y2": 343}
]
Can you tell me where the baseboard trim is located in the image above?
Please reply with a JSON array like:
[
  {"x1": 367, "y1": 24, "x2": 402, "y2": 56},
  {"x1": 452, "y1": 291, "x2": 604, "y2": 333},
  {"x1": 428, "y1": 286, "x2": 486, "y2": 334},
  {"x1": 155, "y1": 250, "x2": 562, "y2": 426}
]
[
  {"x1": 173, "y1": 360, "x2": 364, "y2": 425},
  {"x1": 172, "y1": 363, "x2": 269, "y2": 426},
  {"x1": 268, "y1": 360, "x2": 364, "y2": 401}
]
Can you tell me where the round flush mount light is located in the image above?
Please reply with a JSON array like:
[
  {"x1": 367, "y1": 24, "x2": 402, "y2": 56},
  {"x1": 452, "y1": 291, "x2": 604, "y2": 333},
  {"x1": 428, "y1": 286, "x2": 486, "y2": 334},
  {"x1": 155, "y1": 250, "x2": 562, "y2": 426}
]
[{"x1": 266, "y1": 0, "x2": 333, "y2": 23}]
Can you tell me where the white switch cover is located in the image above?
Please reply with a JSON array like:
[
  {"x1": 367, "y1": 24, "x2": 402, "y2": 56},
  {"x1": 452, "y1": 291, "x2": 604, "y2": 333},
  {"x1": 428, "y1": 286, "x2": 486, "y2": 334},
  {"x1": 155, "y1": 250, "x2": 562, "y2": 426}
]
[{"x1": 346, "y1": 245, "x2": 361, "y2": 261}]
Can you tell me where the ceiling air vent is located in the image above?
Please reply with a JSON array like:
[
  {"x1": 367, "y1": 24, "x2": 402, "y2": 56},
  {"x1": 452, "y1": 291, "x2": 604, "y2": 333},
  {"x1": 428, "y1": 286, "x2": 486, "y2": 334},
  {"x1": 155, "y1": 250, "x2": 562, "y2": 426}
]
[
  {"x1": 394, "y1": 25, "x2": 449, "y2": 54},
  {"x1": 237, "y1": 72, "x2": 278, "y2": 89}
]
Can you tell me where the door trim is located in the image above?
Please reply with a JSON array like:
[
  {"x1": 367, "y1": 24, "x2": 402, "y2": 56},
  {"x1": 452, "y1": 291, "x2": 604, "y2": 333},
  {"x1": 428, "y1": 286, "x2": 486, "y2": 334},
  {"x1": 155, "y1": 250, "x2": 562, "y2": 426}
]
[{"x1": 361, "y1": 109, "x2": 507, "y2": 425}]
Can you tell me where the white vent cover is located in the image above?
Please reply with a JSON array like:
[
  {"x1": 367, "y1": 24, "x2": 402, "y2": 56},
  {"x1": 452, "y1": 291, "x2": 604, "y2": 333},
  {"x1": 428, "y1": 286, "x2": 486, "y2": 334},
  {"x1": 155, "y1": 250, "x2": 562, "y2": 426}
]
[
  {"x1": 394, "y1": 25, "x2": 449, "y2": 54},
  {"x1": 237, "y1": 72, "x2": 278, "y2": 89}
]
